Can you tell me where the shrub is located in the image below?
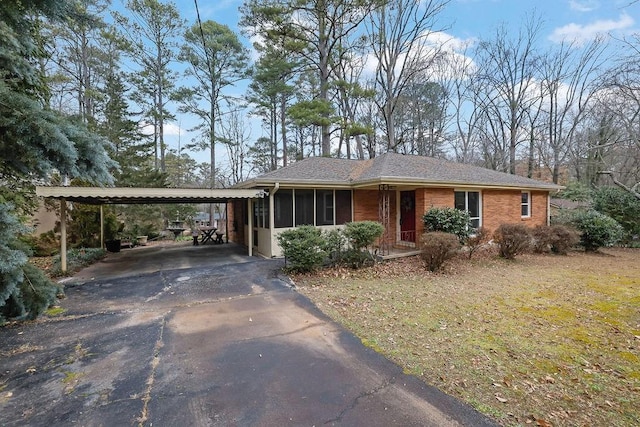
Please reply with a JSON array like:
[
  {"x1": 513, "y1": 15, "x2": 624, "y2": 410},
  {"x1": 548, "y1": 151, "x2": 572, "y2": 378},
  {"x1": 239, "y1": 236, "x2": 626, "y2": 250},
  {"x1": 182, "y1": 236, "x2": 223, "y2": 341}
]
[
  {"x1": 555, "y1": 180, "x2": 592, "y2": 202},
  {"x1": 340, "y1": 221, "x2": 384, "y2": 269},
  {"x1": 557, "y1": 210, "x2": 624, "y2": 252},
  {"x1": 493, "y1": 224, "x2": 531, "y2": 259},
  {"x1": 51, "y1": 248, "x2": 107, "y2": 276},
  {"x1": 420, "y1": 232, "x2": 460, "y2": 272},
  {"x1": 341, "y1": 248, "x2": 376, "y2": 269},
  {"x1": 322, "y1": 228, "x2": 347, "y2": 266},
  {"x1": 532, "y1": 225, "x2": 580, "y2": 255},
  {"x1": 277, "y1": 226, "x2": 326, "y2": 273},
  {"x1": 466, "y1": 227, "x2": 488, "y2": 259},
  {"x1": 19, "y1": 231, "x2": 59, "y2": 257},
  {"x1": 423, "y1": 207, "x2": 471, "y2": 241},
  {"x1": 549, "y1": 225, "x2": 580, "y2": 255},
  {"x1": 531, "y1": 225, "x2": 554, "y2": 253},
  {"x1": 343, "y1": 221, "x2": 384, "y2": 251},
  {"x1": 592, "y1": 186, "x2": 640, "y2": 244}
]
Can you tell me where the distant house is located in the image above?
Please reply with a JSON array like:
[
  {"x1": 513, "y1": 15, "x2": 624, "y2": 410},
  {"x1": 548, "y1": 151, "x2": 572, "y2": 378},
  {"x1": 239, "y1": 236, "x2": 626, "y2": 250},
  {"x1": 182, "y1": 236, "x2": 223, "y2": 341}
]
[
  {"x1": 550, "y1": 198, "x2": 590, "y2": 214},
  {"x1": 229, "y1": 153, "x2": 563, "y2": 258}
]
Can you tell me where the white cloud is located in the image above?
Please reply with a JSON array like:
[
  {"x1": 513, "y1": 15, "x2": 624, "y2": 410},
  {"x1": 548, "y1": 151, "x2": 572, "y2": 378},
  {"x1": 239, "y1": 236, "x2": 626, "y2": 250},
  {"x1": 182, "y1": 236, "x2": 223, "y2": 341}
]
[
  {"x1": 140, "y1": 122, "x2": 185, "y2": 136},
  {"x1": 548, "y1": 13, "x2": 634, "y2": 46},
  {"x1": 361, "y1": 32, "x2": 476, "y2": 80},
  {"x1": 568, "y1": 0, "x2": 600, "y2": 13}
]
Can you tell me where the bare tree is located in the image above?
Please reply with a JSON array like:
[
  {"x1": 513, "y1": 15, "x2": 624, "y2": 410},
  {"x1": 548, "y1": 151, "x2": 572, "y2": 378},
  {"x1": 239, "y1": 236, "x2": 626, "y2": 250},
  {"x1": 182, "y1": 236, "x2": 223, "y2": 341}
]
[
  {"x1": 474, "y1": 17, "x2": 542, "y2": 173},
  {"x1": 219, "y1": 110, "x2": 254, "y2": 186},
  {"x1": 444, "y1": 43, "x2": 482, "y2": 164},
  {"x1": 366, "y1": 0, "x2": 449, "y2": 153},
  {"x1": 537, "y1": 38, "x2": 607, "y2": 183}
]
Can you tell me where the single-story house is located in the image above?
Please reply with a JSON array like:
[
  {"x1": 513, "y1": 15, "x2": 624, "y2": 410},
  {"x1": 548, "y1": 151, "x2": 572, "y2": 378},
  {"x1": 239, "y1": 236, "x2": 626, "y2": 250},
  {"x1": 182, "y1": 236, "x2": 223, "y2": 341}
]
[{"x1": 228, "y1": 153, "x2": 563, "y2": 258}]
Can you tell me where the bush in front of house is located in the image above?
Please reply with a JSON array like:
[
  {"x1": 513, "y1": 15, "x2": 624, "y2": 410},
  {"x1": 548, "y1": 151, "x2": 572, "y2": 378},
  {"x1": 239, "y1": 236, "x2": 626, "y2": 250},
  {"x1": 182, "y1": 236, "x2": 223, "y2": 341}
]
[
  {"x1": 343, "y1": 221, "x2": 384, "y2": 251},
  {"x1": 423, "y1": 207, "x2": 471, "y2": 242},
  {"x1": 532, "y1": 224, "x2": 580, "y2": 255},
  {"x1": 549, "y1": 225, "x2": 580, "y2": 254},
  {"x1": 342, "y1": 221, "x2": 384, "y2": 268},
  {"x1": 420, "y1": 232, "x2": 461, "y2": 272},
  {"x1": 556, "y1": 210, "x2": 624, "y2": 252},
  {"x1": 493, "y1": 224, "x2": 531, "y2": 259},
  {"x1": 322, "y1": 228, "x2": 347, "y2": 266},
  {"x1": 277, "y1": 225, "x2": 327, "y2": 273},
  {"x1": 465, "y1": 226, "x2": 488, "y2": 259}
]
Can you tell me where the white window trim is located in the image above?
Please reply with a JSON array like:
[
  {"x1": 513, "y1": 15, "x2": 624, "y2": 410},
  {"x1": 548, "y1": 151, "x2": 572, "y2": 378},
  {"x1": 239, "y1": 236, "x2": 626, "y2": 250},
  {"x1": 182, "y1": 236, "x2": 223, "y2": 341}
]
[
  {"x1": 454, "y1": 189, "x2": 482, "y2": 228},
  {"x1": 521, "y1": 191, "x2": 531, "y2": 218}
]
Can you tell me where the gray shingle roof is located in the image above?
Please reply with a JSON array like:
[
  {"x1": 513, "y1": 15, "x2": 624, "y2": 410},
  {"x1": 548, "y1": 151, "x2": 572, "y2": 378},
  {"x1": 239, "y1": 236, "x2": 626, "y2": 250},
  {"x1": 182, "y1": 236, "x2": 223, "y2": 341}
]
[{"x1": 246, "y1": 153, "x2": 562, "y2": 190}]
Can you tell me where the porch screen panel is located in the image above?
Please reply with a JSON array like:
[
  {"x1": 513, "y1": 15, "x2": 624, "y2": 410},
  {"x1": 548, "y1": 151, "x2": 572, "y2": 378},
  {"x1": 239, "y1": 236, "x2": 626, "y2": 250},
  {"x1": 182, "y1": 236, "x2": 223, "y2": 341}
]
[
  {"x1": 316, "y1": 190, "x2": 334, "y2": 225},
  {"x1": 335, "y1": 190, "x2": 352, "y2": 224},
  {"x1": 295, "y1": 189, "x2": 314, "y2": 225},
  {"x1": 274, "y1": 190, "x2": 293, "y2": 228}
]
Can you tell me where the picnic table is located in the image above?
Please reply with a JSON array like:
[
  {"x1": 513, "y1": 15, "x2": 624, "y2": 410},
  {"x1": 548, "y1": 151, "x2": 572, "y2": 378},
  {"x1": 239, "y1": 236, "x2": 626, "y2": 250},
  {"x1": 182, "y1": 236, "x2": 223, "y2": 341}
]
[{"x1": 193, "y1": 226, "x2": 224, "y2": 245}]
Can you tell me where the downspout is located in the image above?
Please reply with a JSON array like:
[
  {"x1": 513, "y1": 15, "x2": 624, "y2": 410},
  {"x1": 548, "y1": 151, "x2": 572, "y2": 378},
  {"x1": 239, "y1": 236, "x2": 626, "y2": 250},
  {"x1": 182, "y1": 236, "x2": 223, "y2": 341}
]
[{"x1": 547, "y1": 193, "x2": 551, "y2": 226}]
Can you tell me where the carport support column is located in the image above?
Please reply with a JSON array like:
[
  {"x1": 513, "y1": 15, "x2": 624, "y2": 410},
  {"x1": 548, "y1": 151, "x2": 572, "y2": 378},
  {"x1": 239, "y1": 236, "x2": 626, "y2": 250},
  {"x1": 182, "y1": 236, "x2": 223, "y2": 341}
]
[
  {"x1": 248, "y1": 198, "x2": 253, "y2": 257},
  {"x1": 60, "y1": 198, "x2": 67, "y2": 273},
  {"x1": 100, "y1": 204, "x2": 104, "y2": 249}
]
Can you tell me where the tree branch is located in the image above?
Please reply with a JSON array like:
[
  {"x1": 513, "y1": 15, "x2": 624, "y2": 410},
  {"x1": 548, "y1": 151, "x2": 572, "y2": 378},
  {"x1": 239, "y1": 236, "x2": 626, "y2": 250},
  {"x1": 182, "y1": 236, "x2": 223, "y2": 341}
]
[{"x1": 598, "y1": 171, "x2": 640, "y2": 200}]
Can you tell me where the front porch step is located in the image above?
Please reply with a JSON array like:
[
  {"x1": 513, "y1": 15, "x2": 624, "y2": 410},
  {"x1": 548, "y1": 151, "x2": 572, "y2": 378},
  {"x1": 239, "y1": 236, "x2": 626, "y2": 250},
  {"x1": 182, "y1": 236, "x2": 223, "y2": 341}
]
[{"x1": 378, "y1": 249, "x2": 421, "y2": 260}]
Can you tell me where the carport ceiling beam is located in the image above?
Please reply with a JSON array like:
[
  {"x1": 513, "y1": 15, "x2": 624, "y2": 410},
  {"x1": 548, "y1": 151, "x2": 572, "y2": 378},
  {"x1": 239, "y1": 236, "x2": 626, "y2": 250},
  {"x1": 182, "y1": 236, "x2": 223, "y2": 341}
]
[{"x1": 35, "y1": 187, "x2": 266, "y2": 205}]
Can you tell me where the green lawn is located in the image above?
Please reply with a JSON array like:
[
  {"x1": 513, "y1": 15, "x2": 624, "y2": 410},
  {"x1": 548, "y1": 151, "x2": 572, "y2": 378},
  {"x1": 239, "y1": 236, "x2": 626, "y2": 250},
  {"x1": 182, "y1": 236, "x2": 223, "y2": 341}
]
[{"x1": 295, "y1": 248, "x2": 640, "y2": 427}]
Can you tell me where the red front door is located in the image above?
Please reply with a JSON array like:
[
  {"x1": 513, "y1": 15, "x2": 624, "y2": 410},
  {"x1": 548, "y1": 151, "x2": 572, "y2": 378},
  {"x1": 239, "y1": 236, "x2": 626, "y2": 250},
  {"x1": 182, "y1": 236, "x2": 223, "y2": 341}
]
[{"x1": 400, "y1": 191, "x2": 416, "y2": 242}]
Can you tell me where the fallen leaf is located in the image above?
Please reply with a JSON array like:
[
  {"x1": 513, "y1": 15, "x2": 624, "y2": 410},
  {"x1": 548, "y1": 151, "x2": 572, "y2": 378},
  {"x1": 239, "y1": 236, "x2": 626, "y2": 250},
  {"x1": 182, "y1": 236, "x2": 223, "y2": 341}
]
[
  {"x1": 536, "y1": 418, "x2": 552, "y2": 427},
  {"x1": 495, "y1": 394, "x2": 508, "y2": 403}
]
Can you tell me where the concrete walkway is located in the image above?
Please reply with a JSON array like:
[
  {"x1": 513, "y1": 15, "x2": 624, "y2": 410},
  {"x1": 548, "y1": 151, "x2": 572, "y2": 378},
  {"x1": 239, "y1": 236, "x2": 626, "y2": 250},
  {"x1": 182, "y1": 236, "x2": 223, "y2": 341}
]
[{"x1": 0, "y1": 243, "x2": 496, "y2": 426}]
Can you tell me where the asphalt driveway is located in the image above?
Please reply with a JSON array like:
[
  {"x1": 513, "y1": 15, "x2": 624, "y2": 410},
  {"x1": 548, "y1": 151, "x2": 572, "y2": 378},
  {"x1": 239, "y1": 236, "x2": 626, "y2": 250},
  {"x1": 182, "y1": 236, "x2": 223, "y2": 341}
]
[{"x1": 0, "y1": 243, "x2": 496, "y2": 426}]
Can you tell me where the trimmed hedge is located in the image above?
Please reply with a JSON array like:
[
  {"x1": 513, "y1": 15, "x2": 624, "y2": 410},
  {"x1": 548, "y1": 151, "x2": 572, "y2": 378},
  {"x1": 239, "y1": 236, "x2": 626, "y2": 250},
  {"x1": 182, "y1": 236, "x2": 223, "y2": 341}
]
[
  {"x1": 423, "y1": 207, "x2": 471, "y2": 241},
  {"x1": 493, "y1": 224, "x2": 531, "y2": 259},
  {"x1": 420, "y1": 232, "x2": 460, "y2": 272}
]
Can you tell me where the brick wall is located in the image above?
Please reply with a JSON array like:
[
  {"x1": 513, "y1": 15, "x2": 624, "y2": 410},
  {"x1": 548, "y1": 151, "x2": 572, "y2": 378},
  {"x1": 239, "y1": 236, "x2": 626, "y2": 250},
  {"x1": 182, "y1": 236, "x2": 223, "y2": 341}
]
[
  {"x1": 354, "y1": 189, "x2": 397, "y2": 241},
  {"x1": 227, "y1": 200, "x2": 245, "y2": 244},
  {"x1": 354, "y1": 190, "x2": 380, "y2": 222},
  {"x1": 482, "y1": 189, "x2": 548, "y2": 233}
]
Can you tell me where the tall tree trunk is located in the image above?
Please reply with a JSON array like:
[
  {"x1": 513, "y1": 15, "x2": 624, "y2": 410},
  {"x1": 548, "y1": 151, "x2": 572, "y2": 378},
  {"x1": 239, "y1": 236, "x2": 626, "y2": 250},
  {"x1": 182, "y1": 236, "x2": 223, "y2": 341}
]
[{"x1": 280, "y1": 96, "x2": 287, "y2": 167}]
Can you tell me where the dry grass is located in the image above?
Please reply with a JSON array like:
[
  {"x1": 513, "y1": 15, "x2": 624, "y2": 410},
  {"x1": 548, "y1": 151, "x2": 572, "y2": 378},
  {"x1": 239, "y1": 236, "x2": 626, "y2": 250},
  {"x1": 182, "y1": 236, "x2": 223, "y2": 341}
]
[{"x1": 294, "y1": 247, "x2": 640, "y2": 427}]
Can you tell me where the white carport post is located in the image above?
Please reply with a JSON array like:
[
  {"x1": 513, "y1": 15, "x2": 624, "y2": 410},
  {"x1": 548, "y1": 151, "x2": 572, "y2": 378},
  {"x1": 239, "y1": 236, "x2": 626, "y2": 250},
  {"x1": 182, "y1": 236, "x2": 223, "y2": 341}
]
[
  {"x1": 247, "y1": 198, "x2": 253, "y2": 257},
  {"x1": 60, "y1": 198, "x2": 67, "y2": 273},
  {"x1": 100, "y1": 204, "x2": 104, "y2": 249}
]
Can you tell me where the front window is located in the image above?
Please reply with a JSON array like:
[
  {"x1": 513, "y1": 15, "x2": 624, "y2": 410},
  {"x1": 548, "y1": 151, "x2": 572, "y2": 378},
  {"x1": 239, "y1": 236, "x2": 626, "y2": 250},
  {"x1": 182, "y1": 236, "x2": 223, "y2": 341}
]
[
  {"x1": 455, "y1": 190, "x2": 481, "y2": 229},
  {"x1": 521, "y1": 191, "x2": 531, "y2": 217}
]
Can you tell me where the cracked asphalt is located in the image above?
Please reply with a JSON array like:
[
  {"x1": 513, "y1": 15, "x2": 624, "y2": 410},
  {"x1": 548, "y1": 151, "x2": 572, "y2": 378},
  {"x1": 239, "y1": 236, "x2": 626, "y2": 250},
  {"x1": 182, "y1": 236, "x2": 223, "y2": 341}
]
[{"x1": 0, "y1": 242, "x2": 496, "y2": 426}]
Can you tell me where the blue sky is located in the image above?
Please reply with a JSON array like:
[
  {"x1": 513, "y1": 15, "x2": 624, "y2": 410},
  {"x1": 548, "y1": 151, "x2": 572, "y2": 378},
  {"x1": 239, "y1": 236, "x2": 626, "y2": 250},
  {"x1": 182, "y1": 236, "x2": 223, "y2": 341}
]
[{"x1": 115, "y1": 0, "x2": 640, "y2": 169}]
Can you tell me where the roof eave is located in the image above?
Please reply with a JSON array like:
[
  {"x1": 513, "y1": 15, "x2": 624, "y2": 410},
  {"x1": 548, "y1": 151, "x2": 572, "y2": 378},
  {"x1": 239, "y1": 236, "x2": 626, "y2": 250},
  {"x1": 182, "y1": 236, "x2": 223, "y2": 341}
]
[{"x1": 352, "y1": 177, "x2": 563, "y2": 191}]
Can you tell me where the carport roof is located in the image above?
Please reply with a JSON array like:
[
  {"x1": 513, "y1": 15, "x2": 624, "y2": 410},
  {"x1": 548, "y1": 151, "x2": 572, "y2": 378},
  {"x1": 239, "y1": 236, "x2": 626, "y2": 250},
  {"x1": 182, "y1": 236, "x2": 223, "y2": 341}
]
[{"x1": 36, "y1": 186, "x2": 266, "y2": 205}]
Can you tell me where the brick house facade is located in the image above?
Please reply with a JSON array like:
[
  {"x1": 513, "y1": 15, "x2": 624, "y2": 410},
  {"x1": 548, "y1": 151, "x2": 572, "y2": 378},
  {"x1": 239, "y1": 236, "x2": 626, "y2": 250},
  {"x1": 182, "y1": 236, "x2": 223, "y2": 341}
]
[{"x1": 232, "y1": 153, "x2": 562, "y2": 258}]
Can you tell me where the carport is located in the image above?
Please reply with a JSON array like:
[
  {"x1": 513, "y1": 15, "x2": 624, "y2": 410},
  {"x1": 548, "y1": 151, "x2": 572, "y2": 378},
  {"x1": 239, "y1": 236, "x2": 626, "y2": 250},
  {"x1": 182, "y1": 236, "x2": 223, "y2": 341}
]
[{"x1": 35, "y1": 186, "x2": 266, "y2": 273}]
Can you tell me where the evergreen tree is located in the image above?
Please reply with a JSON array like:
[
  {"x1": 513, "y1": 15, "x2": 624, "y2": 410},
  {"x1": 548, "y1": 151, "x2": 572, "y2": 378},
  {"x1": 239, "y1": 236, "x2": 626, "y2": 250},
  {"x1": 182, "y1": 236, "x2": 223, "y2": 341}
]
[{"x1": 0, "y1": 0, "x2": 116, "y2": 322}]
